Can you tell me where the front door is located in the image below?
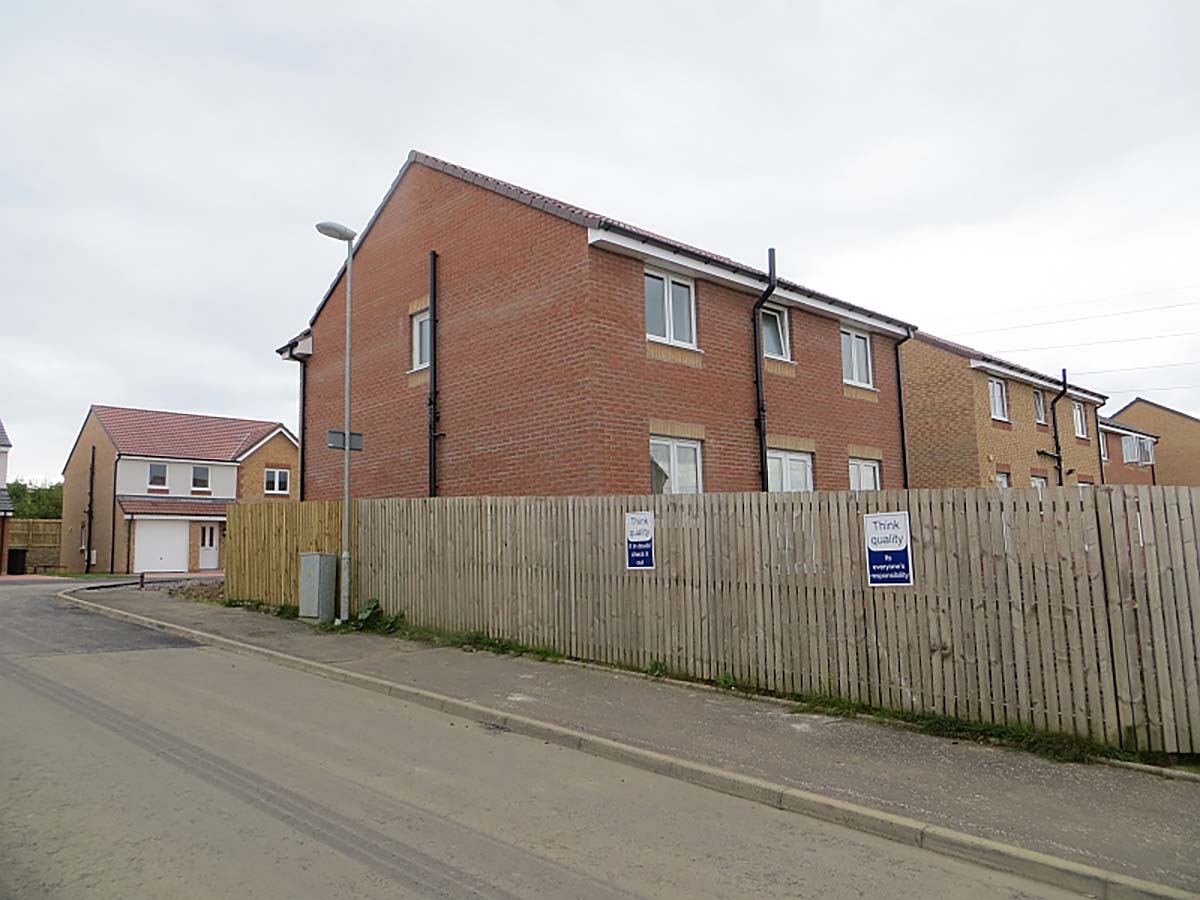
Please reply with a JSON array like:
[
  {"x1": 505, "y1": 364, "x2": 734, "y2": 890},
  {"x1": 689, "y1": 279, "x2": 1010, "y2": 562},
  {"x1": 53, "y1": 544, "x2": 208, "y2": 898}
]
[{"x1": 198, "y1": 524, "x2": 220, "y2": 570}]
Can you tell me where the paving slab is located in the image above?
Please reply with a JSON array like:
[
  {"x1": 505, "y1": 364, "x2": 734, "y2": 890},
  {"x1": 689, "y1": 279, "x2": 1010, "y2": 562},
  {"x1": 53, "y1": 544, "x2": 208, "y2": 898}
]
[{"x1": 74, "y1": 585, "x2": 1200, "y2": 893}]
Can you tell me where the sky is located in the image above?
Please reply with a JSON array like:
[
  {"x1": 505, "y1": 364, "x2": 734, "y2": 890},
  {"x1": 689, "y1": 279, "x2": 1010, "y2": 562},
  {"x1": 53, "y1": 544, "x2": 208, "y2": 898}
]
[{"x1": 2, "y1": 1, "x2": 1198, "y2": 481}]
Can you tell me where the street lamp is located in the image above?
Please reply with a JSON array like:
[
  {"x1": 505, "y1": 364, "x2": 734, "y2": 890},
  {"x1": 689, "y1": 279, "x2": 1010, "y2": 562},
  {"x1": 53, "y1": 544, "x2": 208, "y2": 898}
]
[{"x1": 316, "y1": 220, "x2": 357, "y2": 623}]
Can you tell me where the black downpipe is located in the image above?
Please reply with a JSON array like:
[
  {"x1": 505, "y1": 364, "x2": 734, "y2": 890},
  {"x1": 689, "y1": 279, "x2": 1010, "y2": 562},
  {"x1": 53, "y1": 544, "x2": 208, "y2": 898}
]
[
  {"x1": 299, "y1": 358, "x2": 308, "y2": 501},
  {"x1": 85, "y1": 445, "x2": 95, "y2": 573},
  {"x1": 109, "y1": 454, "x2": 119, "y2": 573},
  {"x1": 427, "y1": 250, "x2": 440, "y2": 497},
  {"x1": 1048, "y1": 369, "x2": 1069, "y2": 486},
  {"x1": 894, "y1": 328, "x2": 914, "y2": 488},
  {"x1": 1096, "y1": 410, "x2": 1107, "y2": 485},
  {"x1": 752, "y1": 249, "x2": 778, "y2": 491}
]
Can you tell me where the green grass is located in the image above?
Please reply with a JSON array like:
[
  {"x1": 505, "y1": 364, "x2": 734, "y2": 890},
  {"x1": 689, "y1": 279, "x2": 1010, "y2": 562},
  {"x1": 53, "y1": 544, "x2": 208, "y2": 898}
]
[
  {"x1": 316, "y1": 601, "x2": 564, "y2": 661},
  {"x1": 785, "y1": 694, "x2": 1136, "y2": 764}
]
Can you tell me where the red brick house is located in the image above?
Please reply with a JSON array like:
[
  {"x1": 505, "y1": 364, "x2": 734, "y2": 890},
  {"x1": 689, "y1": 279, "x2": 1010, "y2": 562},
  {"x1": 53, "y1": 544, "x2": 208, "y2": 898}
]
[
  {"x1": 1098, "y1": 417, "x2": 1158, "y2": 486},
  {"x1": 279, "y1": 152, "x2": 915, "y2": 500}
]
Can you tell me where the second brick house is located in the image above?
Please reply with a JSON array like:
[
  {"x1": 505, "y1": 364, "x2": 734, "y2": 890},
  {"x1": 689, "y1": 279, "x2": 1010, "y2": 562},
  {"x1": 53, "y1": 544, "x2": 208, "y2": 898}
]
[
  {"x1": 280, "y1": 151, "x2": 916, "y2": 500},
  {"x1": 900, "y1": 333, "x2": 1107, "y2": 490},
  {"x1": 1112, "y1": 398, "x2": 1200, "y2": 485}
]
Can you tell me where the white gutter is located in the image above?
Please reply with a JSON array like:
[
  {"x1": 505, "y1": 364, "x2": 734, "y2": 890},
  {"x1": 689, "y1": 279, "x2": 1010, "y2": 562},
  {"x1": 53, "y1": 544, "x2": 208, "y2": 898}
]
[{"x1": 968, "y1": 360, "x2": 1107, "y2": 404}]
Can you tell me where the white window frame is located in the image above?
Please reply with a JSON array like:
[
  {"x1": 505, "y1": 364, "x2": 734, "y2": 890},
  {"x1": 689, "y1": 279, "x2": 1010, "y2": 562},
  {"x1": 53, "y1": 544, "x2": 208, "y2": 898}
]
[
  {"x1": 411, "y1": 309, "x2": 431, "y2": 371},
  {"x1": 840, "y1": 327, "x2": 874, "y2": 389},
  {"x1": 644, "y1": 268, "x2": 697, "y2": 349},
  {"x1": 1033, "y1": 389, "x2": 1046, "y2": 425},
  {"x1": 148, "y1": 462, "x2": 167, "y2": 489},
  {"x1": 649, "y1": 436, "x2": 703, "y2": 495},
  {"x1": 192, "y1": 465, "x2": 210, "y2": 490},
  {"x1": 1031, "y1": 475, "x2": 1049, "y2": 497},
  {"x1": 264, "y1": 468, "x2": 291, "y2": 496},
  {"x1": 848, "y1": 457, "x2": 881, "y2": 491},
  {"x1": 1073, "y1": 401, "x2": 1089, "y2": 439},
  {"x1": 766, "y1": 449, "x2": 813, "y2": 492},
  {"x1": 995, "y1": 471, "x2": 1012, "y2": 489},
  {"x1": 1100, "y1": 433, "x2": 1110, "y2": 461},
  {"x1": 1121, "y1": 434, "x2": 1138, "y2": 463},
  {"x1": 1140, "y1": 437, "x2": 1155, "y2": 465},
  {"x1": 988, "y1": 378, "x2": 1009, "y2": 422},
  {"x1": 760, "y1": 306, "x2": 790, "y2": 361}
]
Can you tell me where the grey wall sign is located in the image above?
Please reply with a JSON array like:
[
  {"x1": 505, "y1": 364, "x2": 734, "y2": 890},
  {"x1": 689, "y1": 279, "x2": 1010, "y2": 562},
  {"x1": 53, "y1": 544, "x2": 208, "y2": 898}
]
[{"x1": 326, "y1": 430, "x2": 364, "y2": 451}]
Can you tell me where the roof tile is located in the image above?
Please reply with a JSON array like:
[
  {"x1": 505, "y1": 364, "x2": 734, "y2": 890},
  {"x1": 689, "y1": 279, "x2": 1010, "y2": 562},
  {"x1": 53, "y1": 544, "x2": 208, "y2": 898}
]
[{"x1": 93, "y1": 406, "x2": 290, "y2": 462}]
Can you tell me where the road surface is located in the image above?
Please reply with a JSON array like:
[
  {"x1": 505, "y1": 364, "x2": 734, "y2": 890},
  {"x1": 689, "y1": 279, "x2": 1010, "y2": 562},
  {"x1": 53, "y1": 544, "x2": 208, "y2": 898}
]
[{"x1": 0, "y1": 581, "x2": 1068, "y2": 899}]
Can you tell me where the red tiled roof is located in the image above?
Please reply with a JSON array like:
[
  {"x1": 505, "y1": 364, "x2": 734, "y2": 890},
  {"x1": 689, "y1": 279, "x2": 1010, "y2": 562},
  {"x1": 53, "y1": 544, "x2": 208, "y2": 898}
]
[
  {"x1": 93, "y1": 405, "x2": 290, "y2": 462},
  {"x1": 118, "y1": 496, "x2": 230, "y2": 517}
]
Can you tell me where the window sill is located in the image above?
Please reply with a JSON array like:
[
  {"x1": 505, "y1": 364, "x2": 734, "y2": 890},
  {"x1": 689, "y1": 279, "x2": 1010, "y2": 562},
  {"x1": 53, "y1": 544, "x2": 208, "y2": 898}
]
[
  {"x1": 843, "y1": 384, "x2": 878, "y2": 403},
  {"x1": 646, "y1": 341, "x2": 703, "y2": 369},
  {"x1": 263, "y1": 491, "x2": 291, "y2": 497},
  {"x1": 190, "y1": 489, "x2": 212, "y2": 496},
  {"x1": 147, "y1": 487, "x2": 169, "y2": 494},
  {"x1": 1036, "y1": 422, "x2": 1049, "y2": 432},
  {"x1": 765, "y1": 358, "x2": 796, "y2": 378},
  {"x1": 991, "y1": 418, "x2": 1013, "y2": 431},
  {"x1": 646, "y1": 335, "x2": 702, "y2": 354},
  {"x1": 1075, "y1": 436, "x2": 1091, "y2": 445},
  {"x1": 842, "y1": 380, "x2": 876, "y2": 392},
  {"x1": 407, "y1": 364, "x2": 429, "y2": 375},
  {"x1": 408, "y1": 368, "x2": 431, "y2": 387}
]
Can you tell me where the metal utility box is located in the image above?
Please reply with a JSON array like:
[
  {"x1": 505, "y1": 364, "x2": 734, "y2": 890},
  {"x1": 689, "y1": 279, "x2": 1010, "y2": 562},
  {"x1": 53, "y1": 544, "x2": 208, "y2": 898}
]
[{"x1": 299, "y1": 553, "x2": 337, "y2": 623}]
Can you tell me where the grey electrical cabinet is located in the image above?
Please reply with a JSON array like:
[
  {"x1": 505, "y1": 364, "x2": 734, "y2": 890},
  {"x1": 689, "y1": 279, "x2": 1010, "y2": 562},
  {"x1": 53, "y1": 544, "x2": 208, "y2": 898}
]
[{"x1": 299, "y1": 553, "x2": 337, "y2": 623}]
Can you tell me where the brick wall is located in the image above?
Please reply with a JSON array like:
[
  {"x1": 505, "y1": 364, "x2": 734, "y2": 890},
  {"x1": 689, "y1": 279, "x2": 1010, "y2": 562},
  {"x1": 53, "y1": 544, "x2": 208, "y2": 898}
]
[
  {"x1": 300, "y1": 163, "x2": 907, "y2": 498},
  {"x1": 901, "y1": 339, "x2": 1101, "y2": 488},
  {"x1": 1099, "y1": 430, "x2": 1156, "y2": 485},
  {"x1": 59, "y1": 410, "x2": 120, "y2": 573},
  {"x1": 238, "y1": 432, "x2": 299, "y2": 501},
  {"x1": 1114, "y1": 401, "x2": 1200, "y2": 485}
]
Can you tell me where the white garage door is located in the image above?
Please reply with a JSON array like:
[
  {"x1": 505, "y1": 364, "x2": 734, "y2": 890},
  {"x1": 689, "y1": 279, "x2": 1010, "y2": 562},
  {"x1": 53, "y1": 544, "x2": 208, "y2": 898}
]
[{"x1": 134, "y1": 520, "x2": 190, "y2": 573}]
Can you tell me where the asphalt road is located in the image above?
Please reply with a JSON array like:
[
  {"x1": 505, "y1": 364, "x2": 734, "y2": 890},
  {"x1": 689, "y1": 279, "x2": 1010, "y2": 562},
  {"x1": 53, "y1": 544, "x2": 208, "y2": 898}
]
[{"x1": 0, "y1": 582, "x2": 1071, "y2": 899}]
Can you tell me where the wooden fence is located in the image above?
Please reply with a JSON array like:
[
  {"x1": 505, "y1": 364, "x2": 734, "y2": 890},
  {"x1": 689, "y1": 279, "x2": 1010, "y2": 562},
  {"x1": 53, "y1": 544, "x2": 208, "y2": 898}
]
[
  {"x1": 225, "y1": 501, "x2": 349, "y2": 605},
  {"x1": 8, "y1": 518, "x2": 61, "y2": 548},
  {"x1": 227, "y1": 486, "x2": 1200, "y2": 754}
]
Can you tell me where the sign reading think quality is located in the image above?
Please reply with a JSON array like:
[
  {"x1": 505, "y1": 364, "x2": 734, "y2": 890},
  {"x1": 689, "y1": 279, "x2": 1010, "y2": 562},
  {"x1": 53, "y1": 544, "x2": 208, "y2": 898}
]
[
  {"x1": 863, "y1": 511, "x2": 914, "y2": 587},
  {"x1": 625, "y1": 511, "x2": 655, "y2": 570}
]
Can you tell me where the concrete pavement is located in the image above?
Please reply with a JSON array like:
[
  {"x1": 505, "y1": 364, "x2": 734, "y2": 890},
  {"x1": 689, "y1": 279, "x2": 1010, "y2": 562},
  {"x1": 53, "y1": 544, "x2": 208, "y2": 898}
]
[{"x1": 0, "y1": 582, "x2": 1076, "y2": 899}]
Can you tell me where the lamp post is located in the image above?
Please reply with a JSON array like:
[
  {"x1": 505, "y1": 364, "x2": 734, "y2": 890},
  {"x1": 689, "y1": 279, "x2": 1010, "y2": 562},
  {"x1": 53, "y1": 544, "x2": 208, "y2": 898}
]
[{"x1": 316, "y1": 220, "x2": 357, "y2": 623}]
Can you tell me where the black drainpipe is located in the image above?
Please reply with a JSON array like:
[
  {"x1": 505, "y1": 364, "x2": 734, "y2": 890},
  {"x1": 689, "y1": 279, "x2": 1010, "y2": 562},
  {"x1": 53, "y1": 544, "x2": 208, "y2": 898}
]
[
  {"x1": 428, "y1": 250, "x2": 440, "y2": 497},
  {"x1": 85, "y1": 445, "x2": 95, "y2": 573},
  {"x1": 894, "y1": 328, "x2": 914, "y2": 488},
  {"x1": 109, "y1": 453, "x2": 119, "y2": 573},
  {"x1": 751, "y1": 248, "x2": 778, "y2": 491},
  {"x1": 1048, "y1": 369, "x2": 1069, "y2": 486}
]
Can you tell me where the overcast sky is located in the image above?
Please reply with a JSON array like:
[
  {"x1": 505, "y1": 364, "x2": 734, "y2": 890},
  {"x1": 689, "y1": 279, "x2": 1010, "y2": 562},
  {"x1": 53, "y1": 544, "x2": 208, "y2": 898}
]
[{"x1": 3, "y1": 1, "x2": 1198, "y2": 481}]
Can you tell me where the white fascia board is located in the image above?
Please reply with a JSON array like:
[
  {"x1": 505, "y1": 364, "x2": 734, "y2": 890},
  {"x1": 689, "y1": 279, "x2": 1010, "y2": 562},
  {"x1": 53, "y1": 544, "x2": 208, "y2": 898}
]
[
  {"x1": 588, "y1": 228, "x2": 909, "y2": 337},
  {"x1": 124, "y1": 514, "x2": 228, "y2": 521},
  {"x1": 968, "y1": 360, "x2": 1106, "y2": 404},
  {"x1": 121, "y1": 454, "x2": 241, "y2": 467},
  {"x1": 1099, "y1": 421, "x2": 1158, "y2": 441},
  {"x1": 236, "y1": 426, "x2": 299, "y2": 461}
]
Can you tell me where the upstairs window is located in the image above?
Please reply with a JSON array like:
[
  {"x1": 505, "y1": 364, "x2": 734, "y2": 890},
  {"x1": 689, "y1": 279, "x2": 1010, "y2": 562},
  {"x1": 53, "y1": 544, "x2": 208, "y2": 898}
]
[
  {"x1": 411, "y1": 309, "x2": 431, "y2": 370},
  {"x1": 148, "y1": 463, "x2": 167, "y2": 488},
  {"x1": 1100, "y1": 434, "x2": 1110, "y2": 462},
  {"x1": 848, "y1": 457, "x2": 881, "y2": 491},
  {"x1": 1073, "y1": 402, "x2": 1089, "y2": 439},
  {"x1": 1122, "y1": 435, "x2": 1155, "y2": 465},
  {"x1": 840, "y1": 327, "x2": 873, "y2": 388},
  {"x1": 995, "y1": 471, "x2": 1012, "y2": 489},
  {"x1": 1140, "y1": 437, "x2": 1156, "y2": 464},
  {"x1": 767, "y1": 450, "x2": 813, "y2": 492},
  {"x1": 1031, "y1": 475, "x2": 1049, "y2": 497},
  {"x1": 1033, "y1": 389, "x2": 1047, "y2": 424},
  {"x1": 988, "y1": 378, "x2": 1009, "y2": 421},
  {"x1": 192, "y1": 466, "x2": 210, "y2": 489},
  {"x1": 645, "y1": 270, "x2": 695, "y2": 348},
  {"x1": 1121, "y1": 435, "x2": 1137, "y2": 462},
  {"x1": 760, "y1": 307, "x2": 789, "y2": 360},
  {"x1": 649, "y1": 436, "x2": 702, "y2": 495},
  {"x1": 264, "y1": 468, "x2": 290, "y2": 495}
]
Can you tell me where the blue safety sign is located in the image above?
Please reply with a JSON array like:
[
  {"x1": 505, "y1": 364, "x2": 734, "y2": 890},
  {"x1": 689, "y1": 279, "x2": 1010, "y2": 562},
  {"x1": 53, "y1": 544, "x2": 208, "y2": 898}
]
[
  {"x1": 864, "y1": 511, "x2": 913, "y2": 587},
  {"x1": 625, "y1": 511, "x2": 655, "y2": 570}
]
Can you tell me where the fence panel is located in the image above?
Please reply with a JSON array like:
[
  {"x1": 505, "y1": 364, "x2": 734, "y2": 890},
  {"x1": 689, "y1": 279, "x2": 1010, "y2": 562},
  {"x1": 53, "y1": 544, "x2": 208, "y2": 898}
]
[{"x1": 226, "y1": 486, "x2": 1200, "y2": 752}]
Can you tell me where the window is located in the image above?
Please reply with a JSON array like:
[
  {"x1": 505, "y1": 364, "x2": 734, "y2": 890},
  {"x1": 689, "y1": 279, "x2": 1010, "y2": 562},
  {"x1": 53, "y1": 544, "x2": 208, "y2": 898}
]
[
  {"x1": 148, "y1": 463, "x2": 167, "y2": 488},
  {"x1": 760, "y1": 307, "x2": 789, "y2": 360},
  {"x1": 192, "y1": 466, "x2": 210, "y2": 490},
  {"x1": 411, "y1": 309, "x2": 431, "y2": 370},
  {"x1": 649, "y1": 437, "x2": 702, "y2": 495},
  {"x1": 645, "y1": 270, "x2": 695, "y2": 348},
  {"x1": 995, "y1": 471, "x2": 1012, "y2": 489},
  {"x1": 766, "y1": 450, "x2": 813, "y2": 492},
  {"x1": 1031, "y1": 475, "x2": 1049, "y2": 497},
  {"x1": 840, "y1": 328, "x2": 873, "y2": 387},
  {"x1": 1122, "y1": 435, "x2": 1155, "y2": 465},
  {"x1": 1073, "y1": 402, "x2": 1088, "y2": 438},
  {"x1": 988, "y1": 378, "x2": 1009, "y2": 421},
  {"x1": 848, "y1": 457, "x2": 881, "y2": 491},
  {"x1": 1033, "y1": 389, "x2": 1046, "y2": 424},
  {"x1": 264, "y1": 468, "x2": 291, "y2": 495},
  {"x1": 1100, "y1": 434, "x2": 1110, "y2": 461}
]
